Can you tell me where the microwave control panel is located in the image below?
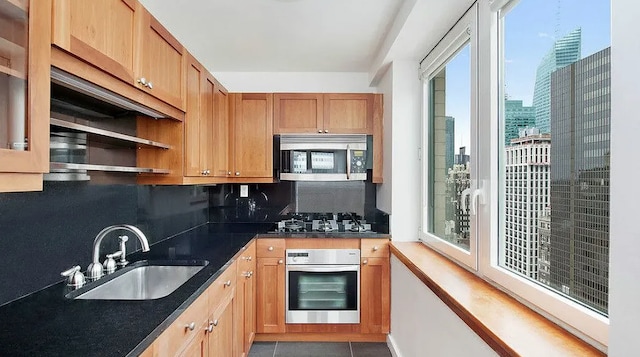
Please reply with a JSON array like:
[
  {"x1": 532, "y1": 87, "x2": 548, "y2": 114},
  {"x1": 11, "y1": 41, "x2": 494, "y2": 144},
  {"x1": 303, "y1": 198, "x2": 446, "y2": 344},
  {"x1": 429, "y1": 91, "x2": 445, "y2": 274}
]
[{"x1": 350, "y1": 150, "x2": 366, "y2": 173}]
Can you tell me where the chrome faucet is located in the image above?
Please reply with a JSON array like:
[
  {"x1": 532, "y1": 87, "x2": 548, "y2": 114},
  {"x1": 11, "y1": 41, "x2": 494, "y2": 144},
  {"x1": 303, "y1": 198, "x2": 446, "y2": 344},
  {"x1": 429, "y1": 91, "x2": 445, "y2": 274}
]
[{"x1": 86, "y1": 224, "x2": 150, "y2": 281}]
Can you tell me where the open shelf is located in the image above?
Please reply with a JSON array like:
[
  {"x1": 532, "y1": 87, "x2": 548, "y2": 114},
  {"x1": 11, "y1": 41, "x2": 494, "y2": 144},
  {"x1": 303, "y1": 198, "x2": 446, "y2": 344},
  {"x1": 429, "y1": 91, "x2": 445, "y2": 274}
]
[
  {"x1": 0, "y1": 0, "x2": 27, "y2": 20},
  {"x1": 50, "y1": 162, "x2": 170, "y2": 174},
  {"x1": 0, "y1": 63, "x2": 24, "y2": 79},
  {"x1": 50, "y1": 118, "x2": 171, "y2": 149}
]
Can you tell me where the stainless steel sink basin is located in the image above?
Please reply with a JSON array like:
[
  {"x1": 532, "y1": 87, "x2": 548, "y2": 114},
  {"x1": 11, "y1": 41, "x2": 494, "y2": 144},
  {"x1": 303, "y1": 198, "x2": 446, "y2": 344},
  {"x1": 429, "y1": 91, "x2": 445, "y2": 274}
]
[{"x1": 66, "y1": 260, "x2": 208, "y2": 300}]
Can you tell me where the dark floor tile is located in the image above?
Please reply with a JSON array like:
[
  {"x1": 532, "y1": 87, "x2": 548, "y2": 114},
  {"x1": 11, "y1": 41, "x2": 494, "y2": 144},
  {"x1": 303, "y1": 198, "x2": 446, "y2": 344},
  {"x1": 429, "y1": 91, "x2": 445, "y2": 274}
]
[
  {"x1": 351, "y1": 342, "x2": 392, "y2": 357},
  {"x1": 249, "y1": 341, "x2": 276, "y2": 357},
  {"x1": 275, "y1": 342, "x2": 351, "y2": 357}
]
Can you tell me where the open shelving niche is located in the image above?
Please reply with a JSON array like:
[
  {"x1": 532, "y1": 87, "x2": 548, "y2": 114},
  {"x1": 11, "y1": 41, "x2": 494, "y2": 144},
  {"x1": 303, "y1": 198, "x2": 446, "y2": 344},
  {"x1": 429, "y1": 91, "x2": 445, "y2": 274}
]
[{"x1": 49, "y1": 118, "x2": 171, "y2": 176}]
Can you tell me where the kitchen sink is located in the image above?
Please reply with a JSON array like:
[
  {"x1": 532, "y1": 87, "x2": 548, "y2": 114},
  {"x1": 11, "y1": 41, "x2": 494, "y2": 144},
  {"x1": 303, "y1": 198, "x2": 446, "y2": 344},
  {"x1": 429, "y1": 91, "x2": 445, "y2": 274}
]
[{"x1": 66, "y1": 260, "x2": 208, "y2": 300}]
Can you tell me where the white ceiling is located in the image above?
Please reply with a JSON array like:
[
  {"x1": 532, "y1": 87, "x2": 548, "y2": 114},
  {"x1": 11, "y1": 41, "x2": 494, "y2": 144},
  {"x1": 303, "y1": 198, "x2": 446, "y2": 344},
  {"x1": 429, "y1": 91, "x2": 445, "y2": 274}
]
[{"x1": 138, "y1": 0, "x2": 404, "y2": 73}]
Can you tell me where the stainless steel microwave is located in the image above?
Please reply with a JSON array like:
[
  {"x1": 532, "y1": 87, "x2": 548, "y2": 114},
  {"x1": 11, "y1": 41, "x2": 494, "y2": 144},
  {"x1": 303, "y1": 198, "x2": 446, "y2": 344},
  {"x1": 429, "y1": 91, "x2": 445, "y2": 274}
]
[{"x1": 275, "y1": 134, "x2": 368, "y2": 181}]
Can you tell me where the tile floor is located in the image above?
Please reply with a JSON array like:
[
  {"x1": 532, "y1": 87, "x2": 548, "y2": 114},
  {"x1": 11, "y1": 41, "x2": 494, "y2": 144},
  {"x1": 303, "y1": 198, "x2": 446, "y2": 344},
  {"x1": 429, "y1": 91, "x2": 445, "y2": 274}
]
[{"x1": 248, "y1": 341, "x2": 392, "y2": 357}]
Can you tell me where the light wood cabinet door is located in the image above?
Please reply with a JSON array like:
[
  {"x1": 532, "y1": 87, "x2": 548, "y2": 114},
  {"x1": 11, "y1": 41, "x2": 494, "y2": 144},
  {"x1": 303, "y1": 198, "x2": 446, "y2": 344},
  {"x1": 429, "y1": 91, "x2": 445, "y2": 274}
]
[
  {"x1": 273, "y1": 93, "x2": 324, "y2": 134},
  {"x1": 135, "y1": 7, "x2": 185, "y2": 110},
  {"x1": 323, "y1": 94, "x2": 374, "y2": 134},
  {"x1": 179, "y1": 326, "x2": 208, "y2": 357},
  {"x1": 154, "y1": 290, "x2": 208, "y2": 357},
  {"x1": 51, "y1": 0, "x2": 138, "y2": 85},
  {"x1": 183, "y1": 54, "x2": 204, "y2": 177},
  {"x1": 230, "y1": 93, "x2": 273, "y2": 178},
  {"x1": 256, "y1": 257, "x2": 286, "y2": 333},
  {"x1": 0, "y1": 0, "x2": 51, "y2": 192},
  {"x1": 236, "y1": 241, "x2": 256, "y2": 356},
  {"x1": 360, "y1": 257, "x2": 390, "y2": 334},
  {"x1": 212, "y1": 83, "x2": 230, "y2": 177},
  {"x1": 208, "y1": 290, "x2": 235, "y2": 357}
]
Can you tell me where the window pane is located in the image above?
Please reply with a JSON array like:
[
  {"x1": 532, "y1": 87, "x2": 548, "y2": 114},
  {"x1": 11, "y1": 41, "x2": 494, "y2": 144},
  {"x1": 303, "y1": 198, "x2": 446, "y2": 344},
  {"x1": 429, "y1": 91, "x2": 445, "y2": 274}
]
[
  {"x1": 499, "y1": 0, "x2": 610, "y2": 314},
  {"x1": 428, "y1": 44, "x2": 471, "y2": 251}
]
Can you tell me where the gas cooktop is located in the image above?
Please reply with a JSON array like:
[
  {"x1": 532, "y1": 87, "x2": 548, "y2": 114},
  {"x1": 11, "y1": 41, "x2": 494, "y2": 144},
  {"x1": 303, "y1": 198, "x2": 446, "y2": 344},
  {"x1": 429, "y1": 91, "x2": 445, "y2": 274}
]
[{"x1": 271, "y1": 212, "x2": 374, "y2": 233}]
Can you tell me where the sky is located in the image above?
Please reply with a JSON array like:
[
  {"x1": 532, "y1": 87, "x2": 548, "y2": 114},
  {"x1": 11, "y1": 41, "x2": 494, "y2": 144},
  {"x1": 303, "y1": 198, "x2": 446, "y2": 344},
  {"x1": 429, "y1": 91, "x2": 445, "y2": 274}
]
[{"x1": 443, "y1": 0, "x2": 611, "y2": 153}]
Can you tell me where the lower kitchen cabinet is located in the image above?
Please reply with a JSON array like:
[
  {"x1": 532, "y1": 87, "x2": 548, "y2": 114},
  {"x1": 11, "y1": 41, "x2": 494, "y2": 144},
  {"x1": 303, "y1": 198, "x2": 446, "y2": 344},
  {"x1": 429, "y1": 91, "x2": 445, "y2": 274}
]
[
  {"x1": 360, "y1": 239, "x2": 391, "y2": 334},
  {"x1": 256, "y1": 257, "x2": 286, "y2": 333},
  {"x1": 235, "y1": 241, "x2": 256, "y2": 357},
  {"x1": 208, "y1": 289, "x2": 235, "y2": 357},
  {"x1": 179, "y1": 326, "x2": 208, "y2": 357}
]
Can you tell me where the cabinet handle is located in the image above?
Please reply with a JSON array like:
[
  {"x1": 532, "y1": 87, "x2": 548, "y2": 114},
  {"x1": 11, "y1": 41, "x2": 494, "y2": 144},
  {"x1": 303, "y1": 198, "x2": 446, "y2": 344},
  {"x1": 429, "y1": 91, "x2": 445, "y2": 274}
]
[
  {"x1": 227, "y1": 171, "x2": 232, "y2": 175},
  {"x1": 242, "y1": 256, "x2": 252, "y2": 261},
  {"x1": 137, "y1": 77, "x2": 147, "y2": 86},
  {"x1": 242, "y1": 271, "x2": 253, "y2": 278},
  {"x1": 318, "y1": 129, "x2": 322, "y2": 133},
  {"x1": 206, "y1": 321, "x2": 214, "y2": 333},
  {"x1": 324, "y1": 129, "x2": 329, "y2": 133},
  {"x1": 235, "y1": 172, "x2": 240, "y2": 176},
  {"x1": 278, "y1": 259, "x2": 283, "y2": 265},
  {"x1": 213, "y1": 319, "x2": 219, "y2": 327},
  {"x1": 372, "y1": 246, "x2": 379, "y2": 252},
  {"x1": 363, "y1": 259, "x2": 368, "y2": 265},
  {"x1": 268, "y1": 246, "x2": 274, "y2": 251},
  {"x1": 147, "y1": 81, "x2": 153, "y2": 89},
  {"x1": 185, "y1": 322, "x2": 196, "y2": 331},
  {"x1": 224, "y1": 280, "x2": 231, "y2": 287}
]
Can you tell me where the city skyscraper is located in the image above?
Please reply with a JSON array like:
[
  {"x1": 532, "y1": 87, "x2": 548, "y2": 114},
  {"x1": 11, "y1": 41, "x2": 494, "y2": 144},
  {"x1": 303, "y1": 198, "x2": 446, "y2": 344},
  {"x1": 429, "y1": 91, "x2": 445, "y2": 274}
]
[
  {"x1": 549, "y1": 47, "x2": 610, "y2": 312},
  {"x1": 503, "y1": 131, "x2": 550, "y2": 279},
  {"x1": 445, "y1": 163, "x2": 470, "y2": 250},
  {"x1": 532, "y1": 28, "x2": 581, "y2": 133},
  {"x1": 445, "y1": 116, "x2": 455, "y2": 172},
  {"x1": 504, "y1": 100, "x2": 535, "y2": 146}
]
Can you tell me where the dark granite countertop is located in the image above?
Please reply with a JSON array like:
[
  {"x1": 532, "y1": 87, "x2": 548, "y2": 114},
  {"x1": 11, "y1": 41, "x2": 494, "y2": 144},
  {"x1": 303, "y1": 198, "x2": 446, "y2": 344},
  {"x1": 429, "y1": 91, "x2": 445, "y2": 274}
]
[
  {"x1": 0, "y1": 224, "x2": 261, "y2": 357},
  {"x1": 0, "y1": 222, "x2": 390, "y2": 356}
]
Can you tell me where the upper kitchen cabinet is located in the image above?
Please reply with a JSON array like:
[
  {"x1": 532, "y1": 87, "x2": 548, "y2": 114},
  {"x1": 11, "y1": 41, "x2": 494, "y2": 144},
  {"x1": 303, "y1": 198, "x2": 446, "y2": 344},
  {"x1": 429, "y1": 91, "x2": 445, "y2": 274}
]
[
  {"x1": 135, "y1": 7, "x2": 186, "y2": 110},
  {"x1": 229, "y1": 93, "x2": 274, "y2": 181},
  {"x1": 51, "y1": 0, "x2": 138, "y2": 85},
  {"x1": 273, "y1": 93, "x2": 323, "y2": 134},
  {"x1": 0, "y1": 0, "x2": 51, "y2": 192},
  {"x1": 51, "y1": 0, "x2": 185, "y2": 118},
  {"x1": 211, "y1": 81, "x2": 230, "y2": 178},
  {"x1": 273, "y1": 93, "x2": 374, "y2": 135},
  {"x1": 323, "y1": 94, "x2": 374, "y2": 134}
]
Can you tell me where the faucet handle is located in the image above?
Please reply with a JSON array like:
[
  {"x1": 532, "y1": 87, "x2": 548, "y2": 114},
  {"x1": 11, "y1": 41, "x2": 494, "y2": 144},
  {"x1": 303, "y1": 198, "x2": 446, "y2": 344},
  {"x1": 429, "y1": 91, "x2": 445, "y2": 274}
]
[
  {"x1": 61, "y1": 266, "x2": 85, "y2": 289},
  {"x1": 118, "y1": 235, "x2": 129, "y2": 267},
  {"x1": 104, "y1": 251, "x2": 123, "y2": 274}
]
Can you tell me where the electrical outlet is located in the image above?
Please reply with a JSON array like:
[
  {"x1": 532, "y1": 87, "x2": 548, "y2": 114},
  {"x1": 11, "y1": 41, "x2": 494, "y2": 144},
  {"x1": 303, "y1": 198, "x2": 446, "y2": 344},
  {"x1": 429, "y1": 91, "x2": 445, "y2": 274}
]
[{"x1": 240, "y1": 185, "x2": 249, "y2": 198}]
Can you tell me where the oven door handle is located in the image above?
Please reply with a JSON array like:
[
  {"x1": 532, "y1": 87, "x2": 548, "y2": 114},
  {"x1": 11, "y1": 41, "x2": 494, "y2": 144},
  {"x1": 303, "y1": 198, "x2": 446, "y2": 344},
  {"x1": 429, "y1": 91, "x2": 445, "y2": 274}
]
[{"x1": 286, "y1": 265, "x2": 359, "y2": 273}]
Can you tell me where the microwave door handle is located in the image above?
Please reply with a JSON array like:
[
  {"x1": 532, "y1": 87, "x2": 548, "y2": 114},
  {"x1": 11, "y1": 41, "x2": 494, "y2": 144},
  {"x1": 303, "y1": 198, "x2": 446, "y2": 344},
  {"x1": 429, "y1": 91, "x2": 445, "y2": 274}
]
[{"x1": 346, "y1": 144, "x2": 351, "y2": 180}]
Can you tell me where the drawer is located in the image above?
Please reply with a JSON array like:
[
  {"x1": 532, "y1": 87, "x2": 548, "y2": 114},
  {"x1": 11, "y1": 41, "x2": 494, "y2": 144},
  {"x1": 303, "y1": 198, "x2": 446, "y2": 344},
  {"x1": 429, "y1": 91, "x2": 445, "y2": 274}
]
[
  {"x1": 256, "y1": 238, "x2": 285, "y2": 258},
  {"x1": 237, "y1": 240, "x2": 256, "y2": 273},
  {"x1": 207, "y1": 260, "x2": 237, "y2": 311},
  {"x1": 154, "y1": 290, "x2": 208, "y2": 357},
  {"x1": 361, "y1": 239, "x2": 390, "y2": 258}
]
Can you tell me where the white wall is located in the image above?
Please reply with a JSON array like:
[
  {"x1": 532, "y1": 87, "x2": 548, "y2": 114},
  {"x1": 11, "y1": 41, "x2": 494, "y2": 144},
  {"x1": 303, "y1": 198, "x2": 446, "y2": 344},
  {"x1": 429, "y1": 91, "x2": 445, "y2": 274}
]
[
  {"x1": 389, "y1": 256, "x2": 497, "y2": 357},
  {"x1": 376, "y1": 61, "x2": 422, "y2": 241},
  {"x1": 607, "y1": 0, "x2": 640, "y2": 355},
  {"x1": 212, "y1": 72, "x2": 376, "y2": 93}
]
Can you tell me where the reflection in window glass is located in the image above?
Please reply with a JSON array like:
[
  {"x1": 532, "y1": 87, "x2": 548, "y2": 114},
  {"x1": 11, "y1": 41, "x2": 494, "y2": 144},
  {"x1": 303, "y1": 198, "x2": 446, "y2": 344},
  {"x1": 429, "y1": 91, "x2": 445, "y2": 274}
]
[
  {"x1": 499, "y1": 0, "x2": 610, "y2": 314},
  {"x1": 428, "y1": 44, "x2": 471, "y2": 251}
]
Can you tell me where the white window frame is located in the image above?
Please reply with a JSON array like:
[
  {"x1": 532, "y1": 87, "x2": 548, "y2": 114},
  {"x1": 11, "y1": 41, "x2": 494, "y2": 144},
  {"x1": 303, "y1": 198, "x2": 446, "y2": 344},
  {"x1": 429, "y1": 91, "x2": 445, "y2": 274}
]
[
  {"x1": 419, "y1": 3, "x2": 479, "y2": 270},
  {"x1": 420, "y1": 0, "x2": 609, "y2": 348}
]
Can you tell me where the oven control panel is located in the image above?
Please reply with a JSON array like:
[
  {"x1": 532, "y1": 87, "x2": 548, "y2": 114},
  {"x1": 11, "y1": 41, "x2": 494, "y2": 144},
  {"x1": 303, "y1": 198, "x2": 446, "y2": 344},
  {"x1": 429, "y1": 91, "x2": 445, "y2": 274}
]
[{"x1": 285, "y1": 249, "x2": 360, "y2": 265}]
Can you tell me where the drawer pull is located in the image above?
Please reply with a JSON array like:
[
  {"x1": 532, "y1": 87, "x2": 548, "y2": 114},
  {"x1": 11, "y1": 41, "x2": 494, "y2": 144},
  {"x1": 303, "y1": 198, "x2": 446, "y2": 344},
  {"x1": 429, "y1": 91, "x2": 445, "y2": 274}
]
[
  {"x1": 224, "y1": 280, "x2": 232, "y2": 287},
  {"x1": 185, "y1": 322, "x2": 195, "y2": 331},
  {"x1": 206, "y1": 322, "x2": 214, "y2": 333},
  {"x1": 278, "y1": 259, "x2": 283, "y2": 265},
  {"x1": 268, "y1": 246, "x2": 274, "y2": 251},
  {"x1": 363, "y1": 259, "x2": 368, "y2": 265},
  {"x1": 213, "y1": 319, "x2": 219, "y2": 327},
  {"x1": 372, "y1": 246, "x2": 379, "y2": 251}
]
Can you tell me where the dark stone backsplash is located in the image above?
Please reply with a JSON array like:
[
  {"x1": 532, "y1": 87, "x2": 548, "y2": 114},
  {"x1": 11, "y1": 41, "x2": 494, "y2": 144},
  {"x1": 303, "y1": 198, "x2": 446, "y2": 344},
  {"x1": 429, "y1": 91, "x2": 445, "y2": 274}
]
[{"x1": 0, "y1": 182, "x2": 209, "y2": 306}]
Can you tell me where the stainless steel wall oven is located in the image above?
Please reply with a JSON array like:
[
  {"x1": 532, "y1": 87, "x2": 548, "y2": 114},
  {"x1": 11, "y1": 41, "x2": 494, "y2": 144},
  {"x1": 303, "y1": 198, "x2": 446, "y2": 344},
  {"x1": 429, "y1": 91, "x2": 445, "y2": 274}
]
[{"x1": 285, "y1": 249, "x2": 360, "y2": 324}]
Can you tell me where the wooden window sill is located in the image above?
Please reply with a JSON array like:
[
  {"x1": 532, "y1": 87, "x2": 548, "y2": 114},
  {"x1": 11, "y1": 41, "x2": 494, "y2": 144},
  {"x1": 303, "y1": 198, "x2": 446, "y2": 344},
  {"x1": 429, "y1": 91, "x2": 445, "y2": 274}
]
[{"x1": 390, "y1": 242, "x2": 605, "y2": 356}]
